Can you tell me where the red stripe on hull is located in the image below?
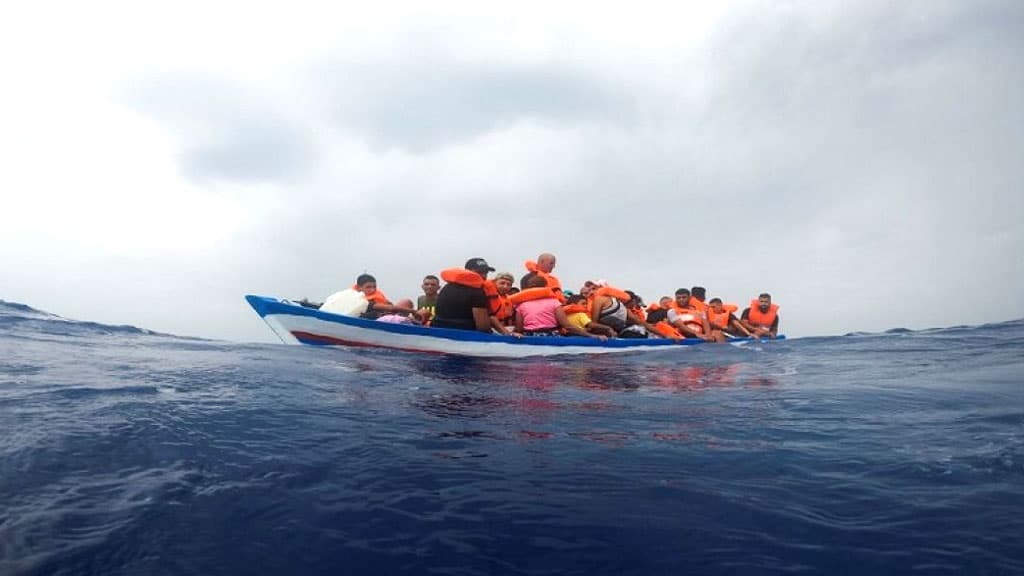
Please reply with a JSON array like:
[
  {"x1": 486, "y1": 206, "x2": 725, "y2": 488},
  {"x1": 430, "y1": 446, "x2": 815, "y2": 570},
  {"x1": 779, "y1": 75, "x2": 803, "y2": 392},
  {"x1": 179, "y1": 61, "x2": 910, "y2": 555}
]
[{"x1": 290, "y1": 331, "x2": 446, "y2": 355}]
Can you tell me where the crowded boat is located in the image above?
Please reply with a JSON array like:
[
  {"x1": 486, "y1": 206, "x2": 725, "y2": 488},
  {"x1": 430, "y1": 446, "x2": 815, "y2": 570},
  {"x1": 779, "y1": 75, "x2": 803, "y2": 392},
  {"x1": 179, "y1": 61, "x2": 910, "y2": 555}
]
[{"x1": 314, "y1": 253, "x2": 780, "y2": 343}]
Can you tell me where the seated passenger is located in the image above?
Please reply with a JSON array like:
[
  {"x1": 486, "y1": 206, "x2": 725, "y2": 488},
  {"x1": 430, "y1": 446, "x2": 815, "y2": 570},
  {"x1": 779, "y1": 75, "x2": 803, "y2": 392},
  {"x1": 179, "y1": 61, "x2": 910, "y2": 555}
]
[
  {"x1": 625, "y1": 291, "x2": 646, "y2": 322},
  {"x1": 519, "y1": 252, "x2": 565, "y2": 302},
  {"x1": 563, "y1": 294, "x2": 614, "y2": 337},
  {"x1": 706, "y1": 298, "x2": 752, "y2": 338},
  {"x1": 689, "y1": 286, "x2": 708, "y2": 313},
  {"x1": 668, "y1": 288, "x2": 713, "y2": 341},
  {"x1": 322, "y1": 273, "x2": 420, "y2": 319},
  {"x1": 739, "y1": 293, "x2": 780, "y2": 338},
  {"x1": 513, "y1": 277, "x2": 603, "y2": 339},
  {"x1": 416, "y1": 275, "x2": 440, "y2": 324},
  {"x1": 588, "y1": 285, "x2": 659, "y2": 338},
  {"x1": 487, "y1": 272, "x2": 518, "y2": 336},
  {"x1": 353, "y1": 275, "x2": 422, "y2": 320},
  {"x1": 645, "y1": 297, "x2": 683, "y2": 340},
  {"x1": 432, "y1": 258, "x2": 494, "y2": 332}
]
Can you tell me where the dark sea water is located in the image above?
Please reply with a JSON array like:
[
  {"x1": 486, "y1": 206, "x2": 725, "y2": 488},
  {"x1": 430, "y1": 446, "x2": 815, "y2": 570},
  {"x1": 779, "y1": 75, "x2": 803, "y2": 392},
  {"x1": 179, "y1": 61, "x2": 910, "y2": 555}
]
[{"x1": 1, "y1": 300, "x2": 1022, "y2": 575}]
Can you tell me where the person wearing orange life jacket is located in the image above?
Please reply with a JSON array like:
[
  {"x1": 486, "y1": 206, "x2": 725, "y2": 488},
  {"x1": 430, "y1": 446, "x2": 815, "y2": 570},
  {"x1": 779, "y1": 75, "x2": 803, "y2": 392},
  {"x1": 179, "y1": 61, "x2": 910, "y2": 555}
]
[
  {"x1": 706, "y1": 297, "x2": 753, "y2": 339},
  {"x1": 514, "y1": 276, "x2": 605, "y2": 339},
  {"x1": 689, "y1": 286, "x2": 708, "y2": 313},
  {"x1": 645, "y1": 297, "x2": 684, "y2": 340},
  {"x1": 588, "y1": 285, "x2": 661, "y2": 338},
  {"x1": 486, "y1": 272, "x2": 518, "y2": 336},
  {"x1": 668, "y1": 288, "x2": 714, "y2": 342},
  {"x1": 519, "y1": 252, "x2": 565, "y2": 302},
  {"x1": 432, "y1": 258, "x2": 495, "y2": 332},
  {"x1": 625, "y1": 291, "x2": 647, "y2": 323},
  {"x1": 562, "y1": 294, "x2": 615, "y2": 337},
  {"x1": 740, "y1": 293, "x2": 780, "y2": 338},
  {"x1": 346, "y1": 273, "x2": 422, "y2": 321}
]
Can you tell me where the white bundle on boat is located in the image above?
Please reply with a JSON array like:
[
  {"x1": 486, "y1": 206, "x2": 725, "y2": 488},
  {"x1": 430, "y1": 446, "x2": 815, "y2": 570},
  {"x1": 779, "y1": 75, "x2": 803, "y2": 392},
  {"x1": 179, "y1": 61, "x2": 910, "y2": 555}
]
[{"x1": 318, "y1": 289, "x2": 368, "y2": 317}]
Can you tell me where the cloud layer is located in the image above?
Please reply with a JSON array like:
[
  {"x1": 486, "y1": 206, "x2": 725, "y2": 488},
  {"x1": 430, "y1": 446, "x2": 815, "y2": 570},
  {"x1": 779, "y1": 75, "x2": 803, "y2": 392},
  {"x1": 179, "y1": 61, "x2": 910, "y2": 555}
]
[{"x1": 1, "y1": 0, "x2": 1021, "y2": 340}]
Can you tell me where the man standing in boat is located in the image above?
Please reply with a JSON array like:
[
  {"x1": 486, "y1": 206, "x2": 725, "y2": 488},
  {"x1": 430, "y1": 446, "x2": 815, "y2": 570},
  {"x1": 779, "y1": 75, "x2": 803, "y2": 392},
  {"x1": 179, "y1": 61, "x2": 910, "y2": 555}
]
[
  {"x1": 431, "y1": 258, "x2": 495, "y2": 332},
  {"x1": 520, "y1": 252, "x2": 565, "y2": 302}
]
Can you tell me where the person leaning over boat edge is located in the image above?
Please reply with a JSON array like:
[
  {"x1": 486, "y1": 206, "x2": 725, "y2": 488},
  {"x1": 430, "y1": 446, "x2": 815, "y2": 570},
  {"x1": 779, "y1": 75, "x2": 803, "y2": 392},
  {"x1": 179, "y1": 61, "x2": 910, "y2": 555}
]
[
  {"x1": 432, "y1": 258, "x2": 494, "y2": 333},
  {"x1": 740, "y1": 293, "x2": 780, "y2": 338},
  {"x1": 353, "y1": 274, "x2": 422, "y2": 321}
]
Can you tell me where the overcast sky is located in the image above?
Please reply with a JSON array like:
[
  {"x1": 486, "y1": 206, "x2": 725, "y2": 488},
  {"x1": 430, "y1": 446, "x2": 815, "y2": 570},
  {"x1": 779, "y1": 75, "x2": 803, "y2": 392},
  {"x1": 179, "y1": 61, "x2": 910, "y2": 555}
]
[{"x1": 2, "y1": 0, "x2": 1021, "y2": 342}]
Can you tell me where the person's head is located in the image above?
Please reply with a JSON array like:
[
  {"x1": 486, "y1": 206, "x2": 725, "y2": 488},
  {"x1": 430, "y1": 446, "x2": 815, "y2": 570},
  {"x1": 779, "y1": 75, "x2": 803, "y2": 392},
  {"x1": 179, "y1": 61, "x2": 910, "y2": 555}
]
[
  {"x1": 691, "y1": 286, "x2": 706, "y2": 301},
  {"x1": 537, "y1": 253, "x2": 557, "y2": 273},
  {"x1": 508, "y1": 287, "x2": 520, "y2": 295},
  {"x1": 659, "y1": 296, "x2": 673, "y2": 309},
  {"x1": 758, "y1": 293, "x2": 772, "y2": 312},
  {"x1": 674, "y1": 288, "x2": 690, "y2": 306},
  {"x1": 421, "y1": 275, "x2": 440, "y2": 296},
  {"x1": 709, "y1": 297, "x2": 723, "y2": 312},
  {"x1": 494, "y1": 272, "x2": 515, "y2": 294},
  {"x1": 625, "y1": 290, "x2": 644, "y2": 308},
  {"x1": 526, "y1": 275, "x2": 548, "y2": 289},
  {"x1": 356, "y1": 274, "x2": 377, "y2": 295},
  {"x1": 580, "y1": 280, "x2": 596, "y2": 298},
  {"x1": 566, "y1": 294, "x2": 587, "y2": 305},
  {"x1": 395, "y1": 298, "x2": 414, "y2": 309},
  {"x1": 465, "y1": 257, "x2": 496, "y2": 279}
]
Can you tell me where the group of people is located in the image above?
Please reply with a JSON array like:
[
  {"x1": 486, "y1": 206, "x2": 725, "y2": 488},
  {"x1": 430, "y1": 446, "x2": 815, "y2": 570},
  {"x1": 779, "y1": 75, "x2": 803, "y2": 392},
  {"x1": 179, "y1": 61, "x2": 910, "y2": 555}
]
[{"x1": 319, "y1": 253, "x2": 780, "y2": 342}]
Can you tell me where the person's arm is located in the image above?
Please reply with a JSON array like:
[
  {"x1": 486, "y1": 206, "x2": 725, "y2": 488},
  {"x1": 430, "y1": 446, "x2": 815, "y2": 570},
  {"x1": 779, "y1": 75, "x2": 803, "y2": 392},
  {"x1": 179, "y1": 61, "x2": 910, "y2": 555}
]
[
  {"x1": 769, "y1": 315, "x2": 779, "y2": 338},
  {"x1": 557, "y1": 307, "x2": 606, "y2": 340},
  {"x1": 728, "y1": 314, "x2": 754, "y2": 337},
  {"x1": 587, "y1": 296, "x2": 616, "y2": 335},
  {"x1": 515, "y1": 309, "x2": 525, "y2": 334},
  {"x1": 699, "y1": 314, "x2": 714, "y2": 342},
  {"x1": 490, "y1": 314, "x2": 519, "y2": 337},
  {"x1": 472, "y1": 307, "x2": 491, "y2": 332}
]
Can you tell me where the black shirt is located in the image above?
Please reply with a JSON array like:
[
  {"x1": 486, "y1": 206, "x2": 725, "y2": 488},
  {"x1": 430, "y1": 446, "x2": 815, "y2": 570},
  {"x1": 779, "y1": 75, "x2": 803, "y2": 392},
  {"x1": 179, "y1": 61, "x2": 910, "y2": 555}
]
[
  {"x1": 646, "y1": 308, "x2": 669, "y2": 324},
  {"x1": 432, "y1": 283, "x2": 488, "y2": 330}
]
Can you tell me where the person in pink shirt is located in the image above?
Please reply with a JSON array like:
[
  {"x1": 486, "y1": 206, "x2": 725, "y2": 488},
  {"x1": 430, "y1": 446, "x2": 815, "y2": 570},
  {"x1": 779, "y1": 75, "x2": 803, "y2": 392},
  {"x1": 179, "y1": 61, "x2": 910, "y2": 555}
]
[{"x1": 514, "y1": 277, "x2": 605, "y2": 340}]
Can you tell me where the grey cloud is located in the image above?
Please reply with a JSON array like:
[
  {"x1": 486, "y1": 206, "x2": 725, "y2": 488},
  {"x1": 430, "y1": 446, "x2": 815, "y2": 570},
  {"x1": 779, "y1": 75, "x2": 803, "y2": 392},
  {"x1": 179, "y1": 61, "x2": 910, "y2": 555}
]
[
  {"x1": 325, "y1": 62, "x2": 636, "y2": 153},
  {"x1": 122, "y1": 74, "x2": 314, "y2": 184},
  {"x1": 179, "y1": 117, "x2": 312, "y2": 184}
]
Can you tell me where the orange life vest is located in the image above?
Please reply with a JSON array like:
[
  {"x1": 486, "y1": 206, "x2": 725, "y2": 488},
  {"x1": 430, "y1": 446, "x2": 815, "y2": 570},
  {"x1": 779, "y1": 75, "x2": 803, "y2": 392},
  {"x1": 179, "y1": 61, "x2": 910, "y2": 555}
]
[
  {"x1": 524, "y1": 261, "x2": 565, "y2": 302},
  {"x1": 652, "y1": 321, "x2": 683, "y2": 339},
  {"x1": 483, "y1": 280, "x2": 514, "y2": 321},
  {"x1": 351, "y1": 285, "x2": 390, "y2": 304},
  {"x1": 593, "y1": 286, "x2": 631, "y2": 303},
  {"x1": 670, "y1": 302, "x2": 704, "y2": 335},
  {"x1": 746, "y1": 301, "x2": 779, "y2": 328},
  {"x1": 440, "y1": 268, "x2": 484, "y2": 288},
  {"x1": 508, "y1": 287, "x2": 557, "y2": 306},
  {"x1": 707, "y1": 304, "x2": 738, "y2": 329},
  {"x1": 689, "y1": 298, "x2": 707, "y2": 313}
]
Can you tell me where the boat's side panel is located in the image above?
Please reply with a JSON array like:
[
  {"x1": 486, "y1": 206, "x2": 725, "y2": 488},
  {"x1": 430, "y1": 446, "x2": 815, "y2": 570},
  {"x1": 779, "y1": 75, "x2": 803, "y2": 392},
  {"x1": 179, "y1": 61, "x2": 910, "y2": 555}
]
[{"x1": 264, "y1": 312, "x2": 670, "y2": 357}]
